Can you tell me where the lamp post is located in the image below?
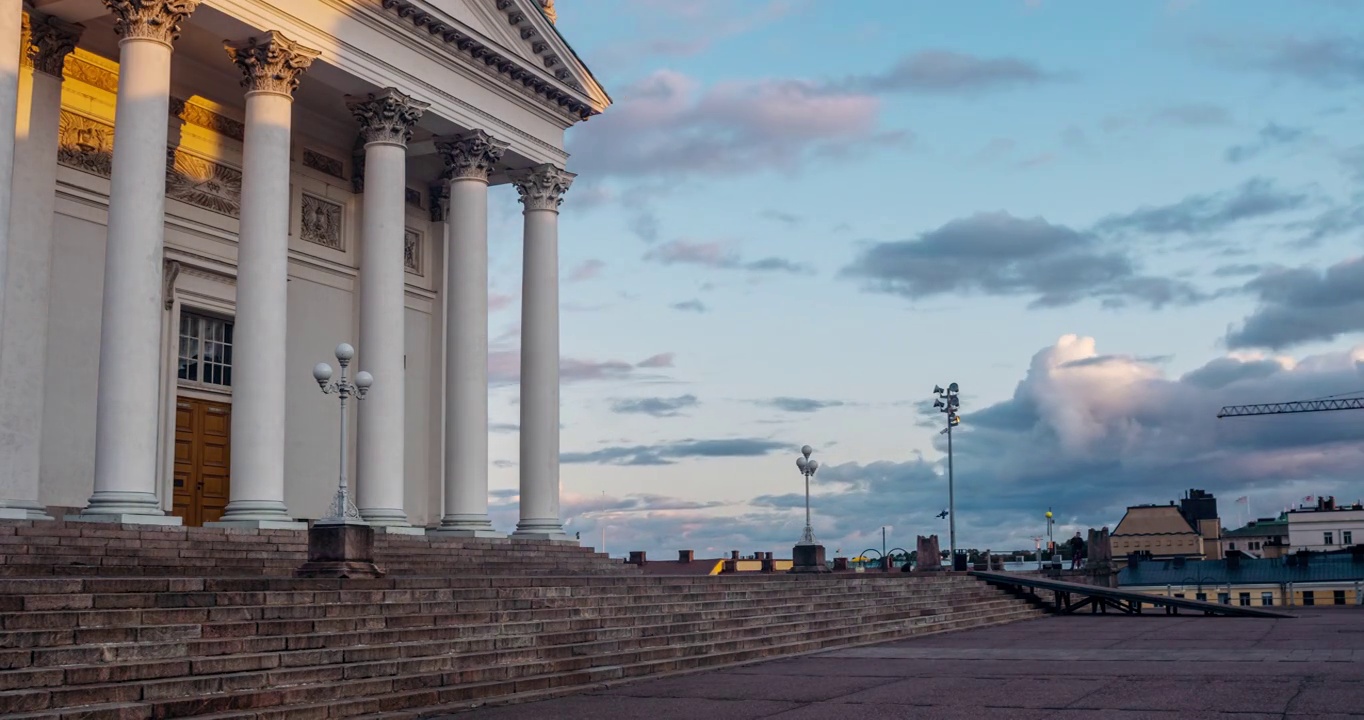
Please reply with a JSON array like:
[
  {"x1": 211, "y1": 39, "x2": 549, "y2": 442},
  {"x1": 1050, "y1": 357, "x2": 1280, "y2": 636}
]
[
  {"x1": 795, "y1": 445, "x2": 820, "y2": 545},
  {"x1": 933, "y1": 382, "x2": 961, "y2": 563},
  {"x1": 1046, "y1": 509, "x2": 1055, "y2": 567},
  {"x1": 296, "y1": 342, "x2": 384, "y2": 579},
  {"x1": 312, "y1": 343, "x2": 373, "y2": 525},
  {"x1": 790, "y1": 444, "x2": 830, "y2": 573}
]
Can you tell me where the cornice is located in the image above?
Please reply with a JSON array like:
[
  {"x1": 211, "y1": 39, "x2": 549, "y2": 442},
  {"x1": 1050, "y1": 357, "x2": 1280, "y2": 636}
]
[{"x1": 377, "y1": 0, "x2": 597, "y2": 121}]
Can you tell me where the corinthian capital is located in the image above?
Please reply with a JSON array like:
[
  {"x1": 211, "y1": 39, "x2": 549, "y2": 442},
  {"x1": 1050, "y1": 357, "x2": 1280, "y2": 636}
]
[
  {"x1": 103, "y1": 0, "x2": 199, "y2": 45},
  {"x1": 225, "y1": 31, "x2": 319, "y2": 97},
  {"x1": 23, "y1": 13, "x2": 84, "y2": 79},
  {"x1": 345, "y1": 88, "x2": 429, "y2": 147},
  {"x1": 434, "y1": 130, "x2": 508, "y2": 183},
  {"x1": 513, "y1": 164, "x2": 575, "y2": 213}
]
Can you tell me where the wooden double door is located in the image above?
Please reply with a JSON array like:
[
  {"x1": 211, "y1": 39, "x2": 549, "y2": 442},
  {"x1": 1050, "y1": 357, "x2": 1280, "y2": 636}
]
[{"x1": 172, "y1": 397, "x2": 231, "y2": 526}]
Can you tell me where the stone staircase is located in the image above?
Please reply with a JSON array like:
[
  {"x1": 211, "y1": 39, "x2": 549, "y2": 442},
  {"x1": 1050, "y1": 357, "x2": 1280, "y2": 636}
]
[
  {"x1": 0, "y1": 573, "x2": 1044, "y2": 719},
  {"x1": 0, "y1": 520, "x2": 633, "y2": 577}
]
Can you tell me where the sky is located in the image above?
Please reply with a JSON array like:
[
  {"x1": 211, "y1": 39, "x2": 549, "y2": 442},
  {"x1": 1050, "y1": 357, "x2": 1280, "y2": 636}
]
[{"x1": 475, "y1": 0, "x2": 1364, "y2": 558}]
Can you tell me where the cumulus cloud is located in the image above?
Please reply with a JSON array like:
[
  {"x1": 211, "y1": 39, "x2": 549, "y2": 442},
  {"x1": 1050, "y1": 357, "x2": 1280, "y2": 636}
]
[
  {"x1": 551, "y1": 337, "x2": 1364, "y2": 558},
  {"x1": 568, "y1": 70, "x2": 888, "y2": 181},
  {"x1": 1095, "y1": 177, "x2": 1312, "y2": 236},
  {"x1": 841, "y1": 211, "x2": 1204, "y2": 309},
  {"x1": 561, "y1": 438, "x2": 788, "y2": 466},
  {"x1": 846, "y1": 50, "x2": 1055, "y2": 94},
  {"x1": 1226, "y1": 257, "x2": 1364, "y2": 349},
  {"x1": 1225, "y1": 123, "x2": 1312, "y2": 163},
  {"x1": 645, "y1": 239, "x2": 812, "y2": 275},
  {"x1": 757, "y1": 397, "x2": 846, "y2": 413},
  {"x1": 610, "y1": 394, "x2": 699, "y2": 418}
]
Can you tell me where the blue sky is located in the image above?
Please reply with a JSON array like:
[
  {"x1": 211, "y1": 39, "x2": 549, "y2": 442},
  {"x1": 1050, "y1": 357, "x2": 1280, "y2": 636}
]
[{"x1": 477, "y1": 0, "x2": 1364, "y2": 557}]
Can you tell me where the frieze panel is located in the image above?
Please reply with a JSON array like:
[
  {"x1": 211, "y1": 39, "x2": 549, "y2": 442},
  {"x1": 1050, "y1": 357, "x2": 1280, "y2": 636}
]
[
  {"x1": 303, "y1": 149, "x2": 345, "y2": 179},
  {"x1": 404, "y1": 228, "x2": 422, "y2": 276},
  {"x1": 63, "y1": 54, "x2": 118, "y2": 93},
  {"x1": 300, "y1": 194, "x2": 344, "y2": 251},
  {"x1": 405, "y1": 187, "x2": 422, "y2": 208},
  {"x1": 169, "y1": 97, "x2": 244, "y2": 142},
  {"x1": 57, "y1": 111, "x2": 114, "y2": 177},
  {"x1": 165, "y1": 149, "x2": 242, "y2": 217}
]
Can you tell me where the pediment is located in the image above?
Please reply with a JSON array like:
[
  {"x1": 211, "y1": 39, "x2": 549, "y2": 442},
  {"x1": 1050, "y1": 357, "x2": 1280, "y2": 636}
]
[{"x1": 384, "y1": 0, "x2": 609, "y2": 119}]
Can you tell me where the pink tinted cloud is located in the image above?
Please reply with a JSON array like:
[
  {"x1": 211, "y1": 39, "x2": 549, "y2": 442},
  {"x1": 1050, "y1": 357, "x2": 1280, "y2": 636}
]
[
  {"x1": 636, "y1": 353, "x2": 676, "y2": 368},
  {"x1": 568, "y1": 69, "x2": 884, "y2": 179},
  {"x1": 567, "y1": 259, "x2": 606, "y2": 283},
  {"x1": 489, "y1": 293, "x2": 515, "y2": 312}
]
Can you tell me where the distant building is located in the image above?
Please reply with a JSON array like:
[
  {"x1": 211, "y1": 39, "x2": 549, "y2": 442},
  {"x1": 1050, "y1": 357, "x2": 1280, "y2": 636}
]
[
  {"x1": 1111, "y1": 488, "x2": 1223, "y2": 560},
  {"x1": 1119, "y1": 551, "x2": 1364, "y2": 607},
  {"x1": 1221, "y1": 514, "x2": 1288, "y2": 559},
  {"x1": 1287, "y1": 497, "x2": 1364, "y2": 552}
]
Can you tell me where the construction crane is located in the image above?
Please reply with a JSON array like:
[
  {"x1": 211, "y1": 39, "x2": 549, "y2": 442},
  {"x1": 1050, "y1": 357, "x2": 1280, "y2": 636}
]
[{"x1": 1217, "y1": 395, "x2": 1364, "y2": 418}]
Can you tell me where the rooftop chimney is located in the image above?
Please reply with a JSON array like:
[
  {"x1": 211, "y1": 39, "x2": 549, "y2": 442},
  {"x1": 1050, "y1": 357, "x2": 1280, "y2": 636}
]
[
  {"x1": 678, "y1": 550, "x2": 694, "y2": 564},
  {"x1": 1226, "y1": 553, "x2": 1241, "y2": 571},
  {"x1": 628, "y1": 551, "x2": 647, "y2": 566}
]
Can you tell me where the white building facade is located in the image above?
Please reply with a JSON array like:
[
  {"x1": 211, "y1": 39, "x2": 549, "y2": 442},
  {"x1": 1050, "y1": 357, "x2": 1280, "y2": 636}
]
[
  {"x1": 1287, "y1": 503, "x2": 1364, "y2": 553},
  {"x1": 0, "y1": 0, "x2": 606, "y2": 539}
]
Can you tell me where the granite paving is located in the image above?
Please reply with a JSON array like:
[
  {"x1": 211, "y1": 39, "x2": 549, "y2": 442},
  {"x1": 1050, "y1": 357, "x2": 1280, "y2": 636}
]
[{"x1": 440, "y1": 607, "x2": 1364, "y2": 719}]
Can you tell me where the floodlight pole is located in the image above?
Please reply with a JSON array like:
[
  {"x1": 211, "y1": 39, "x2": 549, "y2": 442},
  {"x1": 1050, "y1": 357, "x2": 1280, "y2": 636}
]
[{"x1": 934, "y1": 383, "x2": 961, "y2": 563}]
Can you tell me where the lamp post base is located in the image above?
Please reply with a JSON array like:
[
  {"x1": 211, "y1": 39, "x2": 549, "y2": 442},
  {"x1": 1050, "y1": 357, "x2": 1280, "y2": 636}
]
[
  {"x1": 789, "y1": 543, "x2": 831, "y2": 574},
  {"x1": 295, "y1": 523, "x2": 385, "y2": 578}
]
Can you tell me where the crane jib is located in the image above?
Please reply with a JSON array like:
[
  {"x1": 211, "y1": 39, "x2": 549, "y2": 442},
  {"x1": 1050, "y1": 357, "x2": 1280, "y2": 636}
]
[{"x1": 1216, "y1": 397, "x2": 1364, "y2": 418}]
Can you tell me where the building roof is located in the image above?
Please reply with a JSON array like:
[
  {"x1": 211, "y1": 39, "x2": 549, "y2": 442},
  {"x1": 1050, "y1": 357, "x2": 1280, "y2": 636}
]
[
  {"x1": 1223, "y1": 518, "x2": 1288, "y2": 539},
  {"x1": 1119, "y1": 553, "x2": 1364, "y2": 587},
  {"x1": 1112, "y1": 505, "x2": 1197, "y2": 536}
]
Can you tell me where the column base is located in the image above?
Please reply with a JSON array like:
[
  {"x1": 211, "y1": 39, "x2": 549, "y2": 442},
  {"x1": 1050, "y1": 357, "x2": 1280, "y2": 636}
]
[
  {"x1": 433, "y1": 514, "x2": 504, "y2": 538},
  {"x1": 359, "y1": 507, "x2": 415, "y2": 529},
  {"x1": 0, "y1": 500, "x2": 54, "y2": 521},
  {"x1": 66, "y1": 512, "x2": 182, "y2": 527},
  {"x1": 512, "y1": 518, "x2": 570, "y2": 542},
  {"x1": 789, "y1": 543, "x2": 831, "y2": 574},
  {"x1": 210, "y1": 500, "x2": 301, "y2": 529},
  {"x1": 373, "y1": 525, "x2": 426, "y2": 535},
  {"x1": 206, "y1": 519, "x2": 307, "y2": 531}
]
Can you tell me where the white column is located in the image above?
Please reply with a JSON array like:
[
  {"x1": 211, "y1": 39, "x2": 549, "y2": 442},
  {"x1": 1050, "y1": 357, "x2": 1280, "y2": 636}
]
[
  {"x1": 0, "y1": 0, "x2": 24, "y2": 337},
  {"x1": 513, "y1": 164, "x2": 574, "y2": 540},
  {"x1": 432, "y1": 131, "x2": 506, "y2": 537},
  {"x1": 0, "y1": 12, "x2": 81, "y2": 521},
  {"x1": 346, "y1": 88, "x2": 427, "y2": 533},
  {"x1": 77, "y1": 0, "x2": 199, "y2": 525},
  {"x1": 208, "y1": 32, "x2": 318, "y2": 529}
]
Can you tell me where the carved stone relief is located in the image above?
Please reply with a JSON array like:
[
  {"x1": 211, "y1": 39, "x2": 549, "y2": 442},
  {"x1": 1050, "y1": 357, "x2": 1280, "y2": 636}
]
[
  {"x1": 57, "y1": 111, "x2": 114, "y2": 177},
  {"x1": 165, "y1": 149, "x2": 242, "y2": 217},
  {"x1": 303, "y1": 149, "x2": 345, "y2": 179},
  {"x1": 404, "y1": 228, "x2": 422, "y2": 276},
  {"x1": 300, "y1": 194, "x2": 344, "y2": 251}
]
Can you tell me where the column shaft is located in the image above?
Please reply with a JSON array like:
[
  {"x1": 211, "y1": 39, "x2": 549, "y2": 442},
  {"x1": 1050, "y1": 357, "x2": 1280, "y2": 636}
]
[
  {"x1": 347, "y1": 88, "x2": 426, "y2": 532},
  {"x1": 356, "y1": 141, "x2": 410, "y2": 528},
  {"x1": 0, "y1": 0, "x2": 23, "y2": 335},
  {"x1": 513, "y1": 165, "x2": 573, "y2": 540},
  {"x1": 0, "y1": 13, "x2": 80, "y2": 520},
  {"x1": 81, "y1": 36, "x2": 181, "y2": 524},
  {"x1": 212, "y1": 32, "x2": 317, "y2": 529},
  {"x1": 434, "y1": 131, "x2": 505, "y2": 537}
]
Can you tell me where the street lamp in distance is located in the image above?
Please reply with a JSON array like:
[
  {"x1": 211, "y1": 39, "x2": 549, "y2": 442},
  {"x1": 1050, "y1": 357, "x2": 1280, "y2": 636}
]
[
  {"x1": 790, "y1": 444, "x2": 831, "y2": 574},
  {"x1": 933, "y1": 382, "x2": 961, "y2": 568}
]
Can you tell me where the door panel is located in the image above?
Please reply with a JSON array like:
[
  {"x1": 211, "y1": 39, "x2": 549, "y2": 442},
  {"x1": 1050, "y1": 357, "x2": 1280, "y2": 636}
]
[{"x1": 171, "y1": 397, "x2": 231, "y2": 527}]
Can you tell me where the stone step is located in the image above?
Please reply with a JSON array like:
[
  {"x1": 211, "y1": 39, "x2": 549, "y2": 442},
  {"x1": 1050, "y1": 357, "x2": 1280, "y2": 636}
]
[
  {"x1": 0, "y1": 585, "x2": 1007, "y2": 654},
  {"x1": 1, "y1": 595, "x2": 1024, "y2": 699},
  {"x1": 0, "y1": 595, "x2": 1034, "y2": 716}
]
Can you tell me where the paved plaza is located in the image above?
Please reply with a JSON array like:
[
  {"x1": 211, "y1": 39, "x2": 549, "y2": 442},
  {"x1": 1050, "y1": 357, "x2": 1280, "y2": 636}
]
[{"x1": 447, "y1": 608, "x2": 1364, "y2": 719}]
